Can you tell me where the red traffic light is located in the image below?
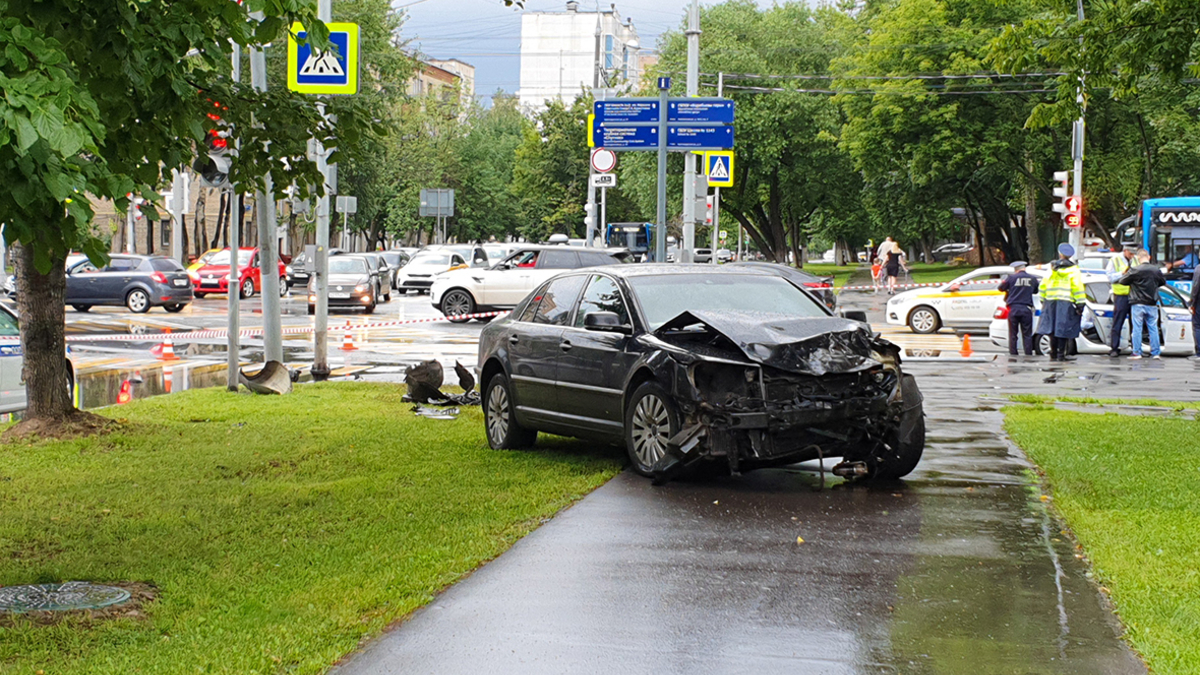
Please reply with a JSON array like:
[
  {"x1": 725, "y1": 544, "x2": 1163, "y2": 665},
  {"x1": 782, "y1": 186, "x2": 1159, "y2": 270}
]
[
  {"x1": 1064, "y1": 196, "x2": 1081, "y2": 213},
  {"x1": 1065, "y1": 213, "x2": 1081, "y2": 228}
]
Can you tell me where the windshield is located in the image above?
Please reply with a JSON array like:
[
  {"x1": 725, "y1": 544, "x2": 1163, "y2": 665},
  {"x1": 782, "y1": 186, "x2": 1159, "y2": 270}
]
[
  {"x1": 1079, "y1": 257, "x2": 1108, "y2": 271},
  {"x1": 329, "y1": 258, "x2": 367, "y2": 275},
  {"x1": 208, "y1": 249, "x2": 253, "y2": 266},
  {"x1": 629, "y1": 274, "x2": 828, "y2": 329},
  {"x1": 381, "y1": 252, "x2": 404, "y2": 266},
  {"x1": 410, "y1": 251, "x2": 450, "y2": 266}
]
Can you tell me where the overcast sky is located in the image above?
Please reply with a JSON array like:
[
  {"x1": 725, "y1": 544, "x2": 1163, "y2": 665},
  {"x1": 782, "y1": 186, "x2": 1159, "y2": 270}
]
[{"x1": 397, "y1": 0, "x2": 694, "y2": 103}]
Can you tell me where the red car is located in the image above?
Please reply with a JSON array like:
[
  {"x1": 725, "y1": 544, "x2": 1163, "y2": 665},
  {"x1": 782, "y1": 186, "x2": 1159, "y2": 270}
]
[{"x1": 190, "y1": 247, "x2": 288, "y2": 299}]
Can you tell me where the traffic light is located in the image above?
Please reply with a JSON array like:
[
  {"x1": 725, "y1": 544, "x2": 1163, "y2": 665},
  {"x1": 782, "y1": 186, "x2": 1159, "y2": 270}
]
[
  {"x1": 193, "y1": 99, "x2": 232, "y2": 188},
  {"x1": 583, "y1": 202, "x2": 596, "y2": 229},
  {"x1": 705, "y1": 195, "x2": 714, "y2": 224},
  {"x1": 1063, "y1": 195, "x2": 1082, "y2": 228},
  {"x1": 1050, "y1": 170, "x2": 1082, "y2": 228}
]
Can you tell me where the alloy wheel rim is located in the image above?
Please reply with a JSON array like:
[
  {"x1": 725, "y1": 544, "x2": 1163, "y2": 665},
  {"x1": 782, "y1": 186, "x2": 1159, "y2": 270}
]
[
  {"x1": 129, "y1": 292, "x2": 147, "y2": 311},
  {"x1": 279, "y1": 280, "x2": 288, "y2": 297},
  {"x1": 487, "y1": 384, "x2": 509, "y2": 444},
  {"x1": 631, "y1": 394, "x2": 670, "y2": 467},
  {"x1": 913, "y1": 310, "x2": 935, "y2": 332},
  {"x1": 243, "y1": 280, "x2": 254, "y2": 296},
  {"x1": 445, "y1": 292, "x2": 471, "y2": 316}
]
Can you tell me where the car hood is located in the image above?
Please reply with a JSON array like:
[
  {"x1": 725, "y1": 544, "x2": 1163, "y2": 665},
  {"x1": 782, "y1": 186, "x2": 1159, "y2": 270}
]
[
  {"x1": 324, "y1": 273, "x2": 369, "y2": 286},
  {"x1": 195, "y1": 264, "x2": 243, "y2": 276},
  {"x1": 652, "y1": 310, "x2": 895, "y2": 376},
  {"x1": 401, "y1": 263, "x2": 449, "y2": 275}
]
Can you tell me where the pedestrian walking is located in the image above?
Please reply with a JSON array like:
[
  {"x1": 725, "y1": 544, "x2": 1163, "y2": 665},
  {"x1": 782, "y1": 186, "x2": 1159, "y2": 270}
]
[
  {"x1": 875, "y1": 237, "x2": 894, "y2": 263},
  {"x1": 884, "y1": 242, "x2": 907, "y2": 295},
  {"x1": 1105, "y1": 246, "x2": 1136, "y2": 356},
  {"x1": 1191, "y1": 265, "x2": 1200, "y2": 360},
  {"x1": 871, "y1": 258, "x2": 883, "y2": 293},
  {"x1": 1035, "y1": 243, "x2": 1086, "y2": 362},
  {"x1": 998, "y1": 261, "x2": 1039, "y2": 355},
  {"x1": 1117, "y1": 249, "x2": 1167, "y2": 360}
]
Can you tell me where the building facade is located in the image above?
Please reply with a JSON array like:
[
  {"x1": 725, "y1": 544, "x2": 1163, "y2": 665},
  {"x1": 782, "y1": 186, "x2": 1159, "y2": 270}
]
[
  {"x1": 518, "y1": 2, "x2": 642, "y2": 112},
  {"x1": 427, "y1": 58, "x2": 476, "y2": 107},
  {"x1": 407, "y1": 60, "x2": 465, "y2": 102}
]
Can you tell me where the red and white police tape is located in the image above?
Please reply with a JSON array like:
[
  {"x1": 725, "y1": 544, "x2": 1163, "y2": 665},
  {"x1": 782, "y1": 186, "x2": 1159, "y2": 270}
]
[
  {"x1": 836, "y1": 278, "x2": 996, "y2": 293},
  {"x1": 40, "y1": 310, "x2": 512, "y2": 344}
]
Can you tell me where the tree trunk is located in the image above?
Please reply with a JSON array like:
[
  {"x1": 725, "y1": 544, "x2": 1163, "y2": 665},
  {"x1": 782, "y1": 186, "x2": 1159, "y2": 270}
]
[
  {"x1": 193, "y1": 187, "x2": 208, "y2": 260},
  {"x1": 1024, "y1": 157, "x2": 1043, "y2": 264}
]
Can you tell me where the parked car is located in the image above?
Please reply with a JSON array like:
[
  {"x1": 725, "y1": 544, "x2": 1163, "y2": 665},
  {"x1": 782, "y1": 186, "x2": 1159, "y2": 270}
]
[
  {"x1": 931, "y1": 242, "x2": 973, "y2": 261},
  {"x1": 395, "y1": 247, "x2": 470, "y2": 295},
  {"x1": 6, "y1": 253, "x2": 88, "y2": 300},
  {"x1": 694, "y1": 248, "x2": 713, "y2": 263},
  {"x1": 885, "y1": 265, "x2": 1014, "y2": 334},
  {"x1": 716, "y1": 248, "x2": 733, "y2": 263},
  {"x1": 191, "y1": 247, "x2": 287, "y2": 299},
  {"x1": 379, "y1": 251, "x2": 410, "y2": 287},
  {"x1": 67, "y1": 254, "x2": 193, "y2": 313},
  {"x1": 431, "y1": 245, "x2": 622, "y2": 322},
  {"x1": 187, "y1": 248, "x2": 221, "y2": 272},
  {"x1": 483, "y1": 244, "x2": 516, "y2": 264},
  {"x1": 306, "y1": 255, "x2": 377, "y2": 314},
  {"x1": 0, "y1": 304, "x2": 76, "y2": 413},
  {"x1": 348, "y1": 252, "x2": 393, "y2": 303},
  {"x1": 988, "y1": 271, "x2": 1195, "y2": 356},
  {"x1": 478, "y1": 265, "x2": 924, "y2": 482},
  {"x1": 443, "y1": 244, "x2": 490, "y2": 269},
  {"x1": 285, "y1": 247, "x2": 344, "y2": 290},
  {"x1": 728, "y1": 261, "x2": 837, "y2": 310}
]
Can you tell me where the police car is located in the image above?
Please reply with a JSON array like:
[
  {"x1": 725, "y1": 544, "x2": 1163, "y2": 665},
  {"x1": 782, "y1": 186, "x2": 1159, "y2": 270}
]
[
  {"x1": 0, "y1": 303, "x2": 78, "y2": 414},
  {"x1": 988, "y1": 270, "x2": 1195, "y2": 356},
  {"x1": 885, "y1": 266, "x2": 1015, "y2": 334}
]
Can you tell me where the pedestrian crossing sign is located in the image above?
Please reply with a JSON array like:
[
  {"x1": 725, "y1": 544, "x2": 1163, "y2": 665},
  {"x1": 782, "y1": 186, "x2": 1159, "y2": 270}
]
[
  {"x1": 288, "y1": 22, "x2": 359, "y2": 95},
  {"x1": 704, "y1": 151, "x2": 734, "y2": 187}
]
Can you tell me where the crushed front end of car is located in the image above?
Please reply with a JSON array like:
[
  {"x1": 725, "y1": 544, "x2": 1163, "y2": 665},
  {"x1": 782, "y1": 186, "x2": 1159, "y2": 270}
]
[{"x1": 642, "y1": 310, "x2": 924, "y2": 483}]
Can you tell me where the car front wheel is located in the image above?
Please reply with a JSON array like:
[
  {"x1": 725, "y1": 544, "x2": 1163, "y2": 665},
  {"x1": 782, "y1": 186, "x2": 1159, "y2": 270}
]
[
  {"x1": 484, "y1": 373, "x2": 537, "y2": 449},
  {"x1": 625, "y1": 382, "x2": 680, "y2": 477},
  {"x1": 240, "y1": 278, "x2": 255, "y2": 299},
  {"x1": 440, "y1": 289, "x2": 475, "y2": 323},
  {"x1": 163, "y1": 304, "x2": 186, "y2": 313},
  {"x1": 279, "y1": 277, "x2": 288, "y2": 297},
  {"x1": 908, "y1": 306, "x2": 941, "y2": 334},
  {"x1": 126, "y1": 289, "x2": 150, "y2": 313},
  {"x1": 72, "y1": 305, "x2": 91, "y2": 313}
]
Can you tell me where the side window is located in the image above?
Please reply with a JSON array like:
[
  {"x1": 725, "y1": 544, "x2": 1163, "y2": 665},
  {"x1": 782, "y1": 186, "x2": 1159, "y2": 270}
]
[
  {"x1": 451, "y1": 255, "x2": 465, "y2": 267},
  {"x1": 0, "y1": 310, "x2": 18, "y2": 337},
  {"x1": 574, "y1": 275, "x2": 629, "y2": 328},
  {"x1": 532, "y1": 275, "x2": 586, "y2": 326},
  {"x1": 105, "y1": 258, "x2": 136, "y2": 272},
  {"x1": 972, "y1": 274, "x2": 1007, "y2": 291},
  {"x1": 1085, "y1": 283, "x2": 1113, "y2": 305},
  {"x1": 539, "y1": 250, "x2": 579, "y2": 269},
  {"x1": 1158, "y1": 287, "x2": 1185, "y2": 308},
  {"x1": 517, "y1": 284, "x2": 548, "y2": 323},
  {"x1": 580, "y1": 252, "x2": 616, "y2": 267},
  {"x1": 71, "y1": 262, "x2": 99, "y2": 274}
]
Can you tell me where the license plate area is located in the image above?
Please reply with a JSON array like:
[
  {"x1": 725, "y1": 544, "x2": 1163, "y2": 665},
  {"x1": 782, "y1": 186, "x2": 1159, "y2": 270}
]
[
  {"x1": 172, "y1": 279, "x2": 188, "y2": 287},
  {"x1": 330, "y1": 292, "x2": 350, "y2": 299}
]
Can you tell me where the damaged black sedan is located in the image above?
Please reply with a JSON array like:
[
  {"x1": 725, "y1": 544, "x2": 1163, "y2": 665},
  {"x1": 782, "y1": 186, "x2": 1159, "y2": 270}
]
[{"x1": 477, "y1": 265, "x2": 924, "y2": 482}]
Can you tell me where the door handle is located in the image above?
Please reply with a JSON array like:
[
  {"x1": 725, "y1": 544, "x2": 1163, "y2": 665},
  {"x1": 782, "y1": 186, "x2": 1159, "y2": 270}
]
[
  {"x1": 508, "y1": 335, "x2": 519, "y2": 345},
  {"x1": 560, "y1": 340, "x2": 572, "y2": 352}
]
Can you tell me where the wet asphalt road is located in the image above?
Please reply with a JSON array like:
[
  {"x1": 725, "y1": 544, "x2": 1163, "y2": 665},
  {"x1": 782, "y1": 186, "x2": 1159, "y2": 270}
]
[{"x1": 329, "y1": 291, "x2": 1200, "y2": 674}]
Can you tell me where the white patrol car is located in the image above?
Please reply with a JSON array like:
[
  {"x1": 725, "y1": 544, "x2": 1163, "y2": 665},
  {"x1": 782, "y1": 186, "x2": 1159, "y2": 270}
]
[
  {"x1": 988, "y1": 270, "x2": 1195, "y2": 356},
  {"x1": 885, "y1": 266, "x2": 1015, "y2": 334}
]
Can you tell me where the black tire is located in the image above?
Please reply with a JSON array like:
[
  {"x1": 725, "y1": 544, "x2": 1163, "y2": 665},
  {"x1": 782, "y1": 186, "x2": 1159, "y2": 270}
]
[
  {"x1": 307, "y1": 304, "x2": 315, "y2": 316},
  {"x1": 126, "y1": 288, "x2": 151, "y2": 314},
  {"x1": 395, "y1": 288, "x2": 407, "y2": 296},
  {"x1": 194, "y1": 292, "x2": 207, "y2": 299},
  {"x1": 72, "y1": 305, "x2": 91, "y2": 313},
  {"x1": 907, "y1": 305, "x2": 942, "y2": 334},
  {"x1": 364, "y1": 296, "x2": 376, "y2": 314},
  {"x1": 163, "y1": 304, "x2": 186, "y2": 313},
  {"x1": 484, "y1": 373, "x2": 537, "y2": 449},
  {"x1": 1035, "y1": 333, "x2": 1051, "y2": 356},
  {"x1": 440, "y1": 289, "x2": 475, "y2": 323},
  {"x1": 279, "y1": 277, "x2": 288, "y2": 297},
  {"x1": 868, "y1": 374, "x2": 925, "y2": 480},
  {"x1": 624, "y1": 381, "x2": 681, "y2": 477},
  {"x1": 239, "y1": 278, "x2": 255, "y2": 299}
]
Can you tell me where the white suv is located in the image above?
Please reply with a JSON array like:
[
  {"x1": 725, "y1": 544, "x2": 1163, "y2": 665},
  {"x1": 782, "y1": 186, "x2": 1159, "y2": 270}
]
[{"x1": 430, "y1": 245, "x2": 621, "y2": 322}]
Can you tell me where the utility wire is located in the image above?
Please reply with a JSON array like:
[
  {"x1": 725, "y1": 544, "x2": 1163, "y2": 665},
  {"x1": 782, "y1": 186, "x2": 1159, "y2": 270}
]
[{"x1": 709, "y1": 83, "x2": 1059, "y2": 95}]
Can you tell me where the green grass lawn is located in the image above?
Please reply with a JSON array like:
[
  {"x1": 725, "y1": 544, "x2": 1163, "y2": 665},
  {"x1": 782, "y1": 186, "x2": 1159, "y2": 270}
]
[
  {"x1": 1009, "y1": 394, "x2": 1200, "y2": 411},
  {"x1": 1004, "y1": 408, "x2": 1200, "y2": 673},
  {"x1": 803, "y1": 261, "x2": 976, "y2": 289},
  {"x1": 0, "y1": 383, "x2": 623, "y2": 674}
]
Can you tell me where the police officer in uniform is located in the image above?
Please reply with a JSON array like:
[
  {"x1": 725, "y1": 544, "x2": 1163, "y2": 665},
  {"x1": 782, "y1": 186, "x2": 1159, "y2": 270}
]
[
  {"x1": 998, "y1": 260, "x2": 1039, "y2": 355},
  {"x1": 1106, "y1": 246, "x2": 1135, "y2": 356}
]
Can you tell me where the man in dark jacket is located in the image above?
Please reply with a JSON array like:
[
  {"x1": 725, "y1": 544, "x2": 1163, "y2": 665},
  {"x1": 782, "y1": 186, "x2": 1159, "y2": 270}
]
[
  {"x1": 998, "y1": 260, "x2": 1039, "y2": 355},
  {"x1": 1191, "y1": 266, "x2": 1200, "y2": 360},
  {"x1": 1118, "y1": 249, "x2": 1167, "y2": 359}
]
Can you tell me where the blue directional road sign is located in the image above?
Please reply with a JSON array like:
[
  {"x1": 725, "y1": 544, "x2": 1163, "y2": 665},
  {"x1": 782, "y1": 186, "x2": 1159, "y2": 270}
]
[
  {"x1": 667, "y1": 125, "x2": 734, "y2": 150},
  {"x1": 594, "y1": 99, "x2": 660, "y2": 124},
  {"x1": 593, "y1": 125, "x2": 660, "y2": 150},
  {"x1": 667, "y1": 99, "x2": 735, "y2": 124},
  {"x1": 288, "y1": 22, "x2": 360, "y2": 95}
]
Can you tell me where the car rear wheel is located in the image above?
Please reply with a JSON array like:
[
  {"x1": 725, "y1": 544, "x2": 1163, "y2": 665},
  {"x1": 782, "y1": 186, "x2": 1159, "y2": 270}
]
[
  {"x1": 239, "y1": 278, "x2": 255, "y2": 299},
  {"x1": 625, "y1": 382, "x2": 680, "y2": 477},
  {"x1": 440, "y1": 289, "x2": 475, "y2": 323},
  {"x1": 908, "y1": 306, "x2": 941, "y2": 334},
  {"x1": 163, "y1": 304, "x2": 186, "y2": 313},
  {"x1": 484, "y1": 373, "x2": 537, "y2": 449},
  {"x1": 72, "y1": 305, "x2": 91, "y2": 313},
  {"x1": 126, "y1": 289, "x2": 150, "y2": 314},
  {"x1": 1035, "y1": 333, "x2": 1052, "y2": 356},
  {"x1": 307, "y1": 304, "x2": 315, "y2": 316},
  {"x1": 279, "y1": 277, "x2": 288, "y2": 297}
]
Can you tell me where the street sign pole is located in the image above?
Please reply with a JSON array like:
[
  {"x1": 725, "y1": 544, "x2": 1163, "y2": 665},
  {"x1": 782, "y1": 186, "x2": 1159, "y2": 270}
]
[
  {"x1": 171, "y1": 169, "x2": 185, "y2": 264},
  {"x1": 310, "y1": 0, "x2": 334, "y2": 381},
  {"x1": 681, "y1": 0, "x2": 701, "y2": 263},
  {"x1": 711, "y1": 187, "x2": 720, "y2": 264},
  {"x1": 655, "y1": 80, "x2": 669, "y2": 263},
  {"x1": 227, "y1": 46, "x2": 241, "y2": 391},
  {"x1": 250, "y1": 15, "x2": 282, "y2": 364},
  {"x1": 600, "y1": 186, "x2": 607, "y2": 246}
]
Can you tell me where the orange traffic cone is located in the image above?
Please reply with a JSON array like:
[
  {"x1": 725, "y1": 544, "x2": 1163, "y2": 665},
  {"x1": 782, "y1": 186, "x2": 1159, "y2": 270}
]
[
  {"x1": 117, "y1": 379, "x2": 133, "y2": 405},
  {"x1": 960, "y1": 333, "x2": 973, "y2": 357},
  {"x1": 341, "y1": 321, "x2": 357, "y2": 351},
  {"x1": 164, "y1": 367, "x2": 173, "y2": 393},
  {"x1": 158, "y1": 329, "x2": 180, "y2": 361}
]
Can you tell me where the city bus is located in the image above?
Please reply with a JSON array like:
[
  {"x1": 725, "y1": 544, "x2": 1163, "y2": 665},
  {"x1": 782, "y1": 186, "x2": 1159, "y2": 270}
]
[
  {"x1": 1126, "y1": 196, "x2": 1200, "y2": 295},
  {"x1": 605, "y1": 222, "x2": 652, "y2": 258}
]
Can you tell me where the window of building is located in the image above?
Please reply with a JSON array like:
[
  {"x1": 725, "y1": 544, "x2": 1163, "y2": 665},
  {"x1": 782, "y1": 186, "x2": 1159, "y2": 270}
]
[{"x1": 605, "y1": 35, "x2": 614, "y2": 69}]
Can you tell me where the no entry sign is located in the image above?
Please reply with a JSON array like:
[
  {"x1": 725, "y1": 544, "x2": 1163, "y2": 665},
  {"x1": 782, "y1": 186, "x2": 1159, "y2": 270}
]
[{"x1": 591, "y1": 148, "x2": 617, "y2": 173}]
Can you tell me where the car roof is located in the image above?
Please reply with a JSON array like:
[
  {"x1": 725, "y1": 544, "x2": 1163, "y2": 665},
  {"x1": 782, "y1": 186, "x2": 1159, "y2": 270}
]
[{"x1": 583, "y1": 264, "x2": 778, "y2": 279}]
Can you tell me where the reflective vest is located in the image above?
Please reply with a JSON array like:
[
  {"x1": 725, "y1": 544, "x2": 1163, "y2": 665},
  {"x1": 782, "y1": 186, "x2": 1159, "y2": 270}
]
[
  {"x1": 1108, "y1": 254, "x2": 1131, "y2": 296},
  {"x1": 1039, "y1": 264, "x2": 1086, "y2": 304}
]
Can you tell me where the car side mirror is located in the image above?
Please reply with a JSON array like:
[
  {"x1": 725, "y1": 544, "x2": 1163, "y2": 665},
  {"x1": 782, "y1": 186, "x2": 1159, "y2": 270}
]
[
  {"x1": 584, "y1": 311, "x2": 632, "y2": 334},
  {"x1": 839, "y1": 309, "x2": 868, "y2": 323}
]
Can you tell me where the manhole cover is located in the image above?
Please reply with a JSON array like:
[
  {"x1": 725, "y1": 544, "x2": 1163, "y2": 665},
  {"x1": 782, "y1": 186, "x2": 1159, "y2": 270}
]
[{"x1": 0, "y1": 582, "x2": 130, "y2": 613}]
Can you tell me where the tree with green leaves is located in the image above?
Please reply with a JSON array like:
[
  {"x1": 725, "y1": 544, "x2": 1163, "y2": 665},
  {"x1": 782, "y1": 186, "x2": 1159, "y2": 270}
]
[
  {"x1": 0, "y1": 0, "x2": 372, "y2": 436},
  {"x1": 510, "y1": 96, "x2": 593, "y2": 242}
]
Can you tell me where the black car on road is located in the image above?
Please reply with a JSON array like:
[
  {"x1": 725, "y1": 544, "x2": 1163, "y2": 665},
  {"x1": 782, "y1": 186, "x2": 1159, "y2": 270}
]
[
  {"x1": 306, "y1": 256, "x2": 377, "y2": 314},
  {"x1": 67, "y1": 254, "x2": 193, "y2": 313},
  {"x1": 477, "y1": 265, "x2": 924, "y2": 482}
]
